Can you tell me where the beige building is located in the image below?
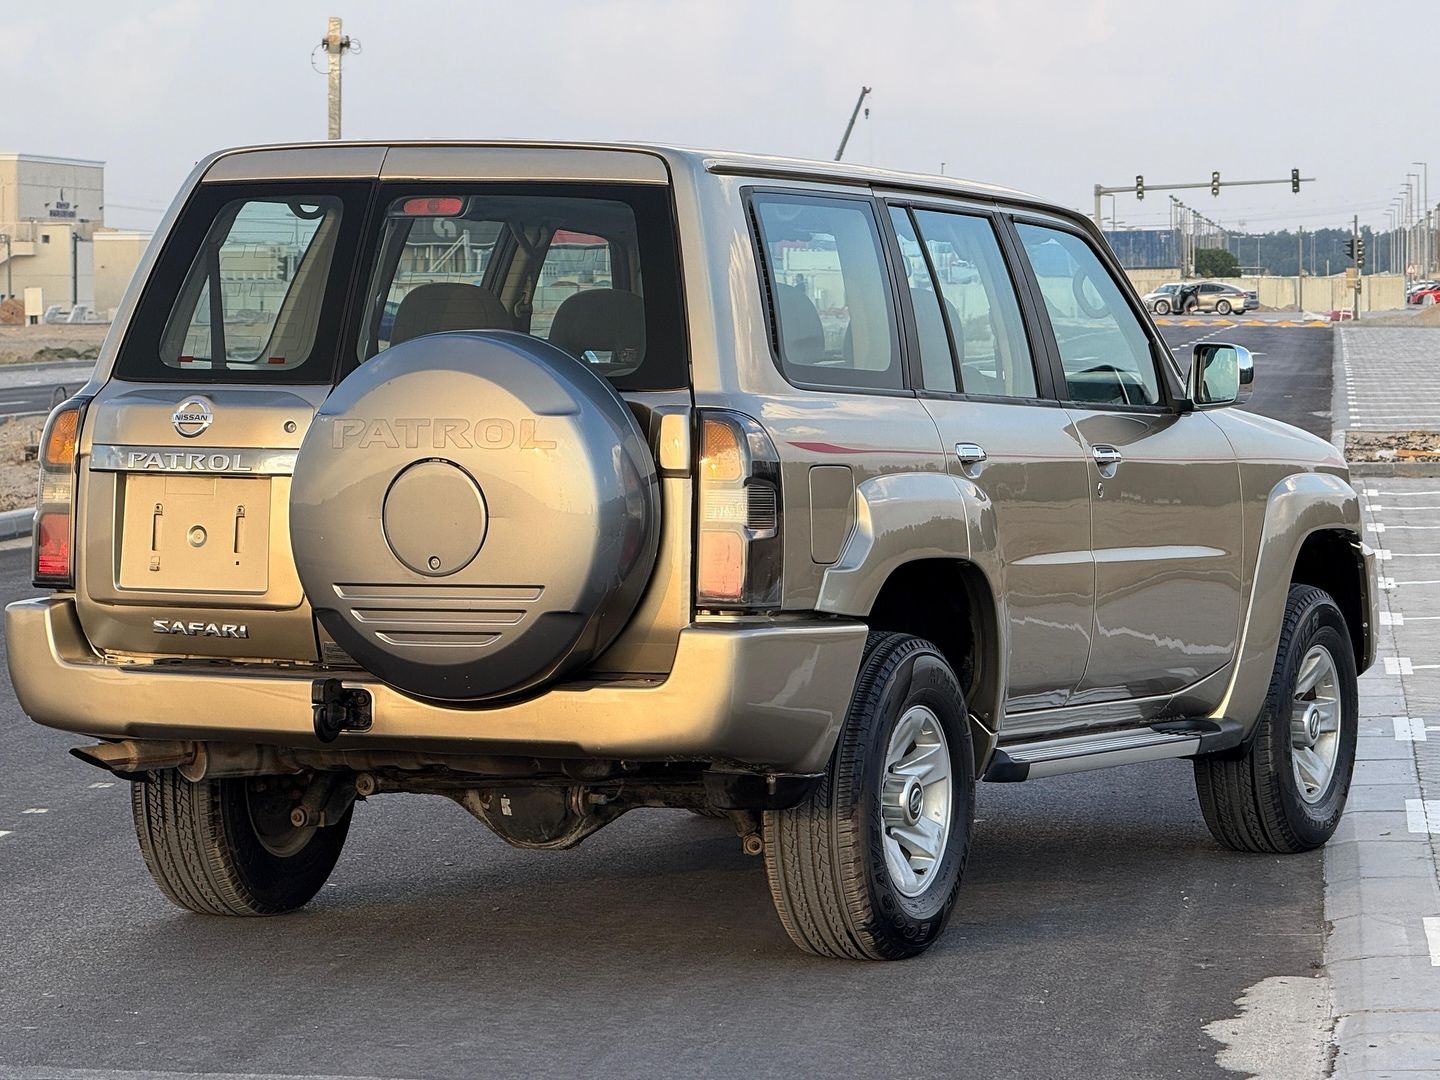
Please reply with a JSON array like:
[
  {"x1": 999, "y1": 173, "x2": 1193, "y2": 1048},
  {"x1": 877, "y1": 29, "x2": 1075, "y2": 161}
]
[{"x1": 0, "y1": 153, "x2": 149, "y2": 320}]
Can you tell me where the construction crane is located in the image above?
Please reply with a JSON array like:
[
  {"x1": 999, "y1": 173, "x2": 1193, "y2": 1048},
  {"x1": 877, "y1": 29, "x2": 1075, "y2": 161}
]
[{"x1": 834, "y1": 86, "x2": 872, "y2": 162}]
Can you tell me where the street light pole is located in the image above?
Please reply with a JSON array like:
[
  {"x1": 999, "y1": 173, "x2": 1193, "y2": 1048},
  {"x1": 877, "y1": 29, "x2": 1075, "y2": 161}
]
[
  {"x1": 1414, "y1": 162, "x2": 1430, "y2": 271},
  {"x1": 0, "y1": 233, "x2": 10, "y2": 301}
]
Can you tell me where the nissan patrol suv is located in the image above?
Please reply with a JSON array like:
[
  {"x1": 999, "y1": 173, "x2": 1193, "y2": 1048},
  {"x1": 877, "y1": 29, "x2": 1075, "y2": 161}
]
[{"x1": 8, "y1": 142, "x2": 1376, "y2": 961}]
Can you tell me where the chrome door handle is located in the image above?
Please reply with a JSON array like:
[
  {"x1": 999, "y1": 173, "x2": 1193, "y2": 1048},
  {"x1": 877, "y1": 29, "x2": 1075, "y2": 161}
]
[
  {"x1": 955, "y1": 443, "x2": 988, "y2": 465},
  {"x1": 1092, "y1": 445, "x2": 1123, "y2": 468}
]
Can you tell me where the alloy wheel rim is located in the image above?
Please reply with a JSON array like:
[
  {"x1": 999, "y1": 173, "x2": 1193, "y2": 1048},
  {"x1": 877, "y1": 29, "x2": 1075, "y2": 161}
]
[
  {"x1": 1290, "y1": 644, "x2": 1342, "y2": 804},
  {"x1": 880, "y1": 704, "x2": 953, "y2": 898}
]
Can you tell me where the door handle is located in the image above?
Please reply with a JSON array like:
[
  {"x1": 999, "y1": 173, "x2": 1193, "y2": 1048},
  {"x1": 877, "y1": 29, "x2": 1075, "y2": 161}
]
[
  {"x1": 1092, "y1": 445, "x2": 1123, "y2": 470},
  {"x1": 955, "y1": 443, "x2": 988, "y2": 465}
]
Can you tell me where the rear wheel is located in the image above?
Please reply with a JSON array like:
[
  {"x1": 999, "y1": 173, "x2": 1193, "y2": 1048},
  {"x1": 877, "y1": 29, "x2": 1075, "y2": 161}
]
[
  {"x1": 132, "y1": 771, "x2": 352, "y2": 915},
  {"x1": 1194, "y1": 585, "x2": 1358, "y2": 853},
  {"x1": 1217, "y1": 299, "x2": 1233, "y2": 315},
  {"x1": 763, "y1": 633, "x2": 975, "y2": 960}
]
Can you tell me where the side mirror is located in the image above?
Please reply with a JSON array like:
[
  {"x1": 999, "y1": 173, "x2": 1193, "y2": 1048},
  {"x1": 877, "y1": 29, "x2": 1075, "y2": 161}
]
[{"x1": 1186, "y1": 342, "x2": 1254, "y2": 409}]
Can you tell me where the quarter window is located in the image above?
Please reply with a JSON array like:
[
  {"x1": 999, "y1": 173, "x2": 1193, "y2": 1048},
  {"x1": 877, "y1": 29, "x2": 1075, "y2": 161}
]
[
  {"x1": 1014, "y1": 223, "x2": 1161, "y2": 407},
  {"x1": 753, "y1": 194, "x2": 902, "y2": 391}
]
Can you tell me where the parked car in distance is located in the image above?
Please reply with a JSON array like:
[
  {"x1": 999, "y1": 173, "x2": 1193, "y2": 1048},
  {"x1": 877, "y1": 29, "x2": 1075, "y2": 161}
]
[
  {"x1": 1193, "y1": 281, "x2": 1250, "y2": 315},
  {"x1": 1409, "y1": 282, "x2": 1440, "y2": 304},
  {"x1": 7, "y1": 141, "x2": 1377, "y2": 962},
  {"x1": 1143, "y1": 282, "x2": 1183, "y2": 314}
]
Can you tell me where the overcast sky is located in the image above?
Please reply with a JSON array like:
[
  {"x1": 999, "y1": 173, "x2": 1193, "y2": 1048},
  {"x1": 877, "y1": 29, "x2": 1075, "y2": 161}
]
[{"x1": 2, "y1": 0, "x2": 1426, "y2": 234}]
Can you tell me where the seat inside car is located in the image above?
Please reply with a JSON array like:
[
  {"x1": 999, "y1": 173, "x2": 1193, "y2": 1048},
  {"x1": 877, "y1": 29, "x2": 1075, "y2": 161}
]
[
  {"x1": 389, "y1": 282, "x2": 515, "y2": 345},
  {"x1": 772, "y1": 282, "x2": 826, "y2": 364},
  {"x1": 547, "y1": 288, "x2": 645, "y2": 369}
]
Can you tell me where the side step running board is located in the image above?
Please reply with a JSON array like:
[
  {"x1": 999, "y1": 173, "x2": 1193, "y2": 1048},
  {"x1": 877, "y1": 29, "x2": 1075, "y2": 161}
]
[{"x1": 983, "y1": 718, "x2": 1245, "y2": 783}]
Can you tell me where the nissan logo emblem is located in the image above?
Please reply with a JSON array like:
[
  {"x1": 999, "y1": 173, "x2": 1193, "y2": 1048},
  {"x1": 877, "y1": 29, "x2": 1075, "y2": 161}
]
[{"x1": 172, "y1": 398, "x2": 214, "y2": 438}]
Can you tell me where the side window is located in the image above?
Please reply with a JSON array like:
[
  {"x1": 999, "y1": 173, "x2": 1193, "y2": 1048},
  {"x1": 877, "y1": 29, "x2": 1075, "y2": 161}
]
[
  {"x1": 752, "y1": 193, "x2": 902, "y2": 391},
  {"x1": 160, "y1": 196, "x2": 343, "y2": 371},
  {"x1": 911, "y1": 208, "x2": 1038, "y2": 399},
  {"x1": 887, "y1": 207, "x2": 956, "y2": 392},
  {"x1": 1014, "y1": 222, "x2": 1160, "y2": 407}
]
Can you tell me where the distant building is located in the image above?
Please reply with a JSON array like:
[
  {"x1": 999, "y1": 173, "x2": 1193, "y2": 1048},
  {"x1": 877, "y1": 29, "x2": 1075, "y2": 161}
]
[{"x1": 0, "y1": 153, "x2": 150, "y2": 320}]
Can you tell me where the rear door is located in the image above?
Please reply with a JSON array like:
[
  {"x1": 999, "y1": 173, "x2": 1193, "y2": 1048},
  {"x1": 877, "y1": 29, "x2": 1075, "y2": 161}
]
[
  {"x1": 78, "y1": 182, "x2": 369, "y2": 661},
  {"x1": 884, "y1": 200, "x2": 1094, "y2": 714},
  {"x1": 1009, "y1": 218, "x2": 1243, "y2": 705}
]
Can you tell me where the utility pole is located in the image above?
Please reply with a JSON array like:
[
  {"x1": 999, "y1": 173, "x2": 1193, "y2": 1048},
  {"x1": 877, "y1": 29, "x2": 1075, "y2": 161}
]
[
  {"x1": 1297, "y1": 228, "x2": 1304, "y2": 313},
  {"x1": 321, "y1": 17, "x2": 354, "y2": 141},
  {"x1": 1352, "y1": 214, "x2": 1361, "y2": 320},
  {"x1": 834, "y1": 86, "x2": 872, "y2": 162}
]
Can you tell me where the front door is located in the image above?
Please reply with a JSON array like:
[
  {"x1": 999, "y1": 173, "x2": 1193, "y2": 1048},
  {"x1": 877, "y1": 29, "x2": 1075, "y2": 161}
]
[
  {"x1": 1012, "y1": 221, "x2": 1243, "y2": 705},
  {"x1": 886, "y1": 203, "x2": 1094, "y2": 713}
]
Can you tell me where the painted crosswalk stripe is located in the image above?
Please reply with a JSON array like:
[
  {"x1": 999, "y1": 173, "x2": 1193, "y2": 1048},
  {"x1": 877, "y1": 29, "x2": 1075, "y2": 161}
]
[
  {"x1": 1385, "y1": 657, "x2": 1414, "y2": 675},
  {"x1": 1426, "y1": 918, "x2": 1440, "y2": 967},
  {"x1": 1395, "y1": 717, "x2": 1428, "y2": 741},
  {"x1": 1407, "y1": 799, "x2": 1440, "y2": 833}
]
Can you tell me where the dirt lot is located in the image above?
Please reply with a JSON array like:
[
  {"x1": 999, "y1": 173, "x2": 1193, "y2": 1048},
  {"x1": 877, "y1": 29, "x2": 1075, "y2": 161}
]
[
  {"x1": 1344, "y1": 429, "x2": 1440, "y2": 462},
  {"x1": 0, "y1": 415, "x2": 43, "y2": 512},
  {"x1": 0, "y1": 324, "x2": 107, "y2": 365}
]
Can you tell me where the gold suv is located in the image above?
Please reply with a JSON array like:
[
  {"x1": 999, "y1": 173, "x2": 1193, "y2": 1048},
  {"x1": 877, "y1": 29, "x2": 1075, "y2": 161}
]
[{"x1": 7, "y1": 143, "x2": 1375, "y2": 959}]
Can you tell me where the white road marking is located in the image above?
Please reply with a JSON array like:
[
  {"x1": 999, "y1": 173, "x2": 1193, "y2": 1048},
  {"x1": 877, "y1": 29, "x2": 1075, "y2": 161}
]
[
  {"x1": 1395, "y1": 716, "x2": 1428, "y2": 741},
  {"x1": 87, "y1": 781, "x2": 113, "y2": 789},
  {"x1": 0, "y1": 831, "x2": 11, "y2": 840},
  {"x1": 1381, "y1": 612, "x2": 1404, "y2": 625},
  {"x1": 1386, "y1": 657, "x2": 1415, "y2": 675},
  {"x1": 1375, "y1": 549, "x2": 1393, "y2": 561},
  {"x1": 1407, "y1": 799, "x2": 1440, "y2": 833},
  {"x1": 1366, "y1": 522, "x2": 1386, "y2": 533},
  {"x1": 1370, "y1": 490, "x2": 1440, "y2": 497},
  {"x1": 1426, "y1": 918, "x2": 1440, "y2": 967},
  {"x1": 20, "y1": 808, "x2": 48, "y2": 814},
  {"x1": 1380, "y1": 577, "x2": 1398, "y2": 591}
]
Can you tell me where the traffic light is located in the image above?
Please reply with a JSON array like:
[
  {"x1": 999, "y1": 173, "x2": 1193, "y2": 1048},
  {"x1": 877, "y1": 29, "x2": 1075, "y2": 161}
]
[
  {"x1": 1211, "y1": 171, "x2": 1221, "y2": 196},
  {"x1": 1135, "y1": 174, "x2": 1145, "y2": 200},
  {"x1": 1345, "y1": 237, "x2": 1356, "y2": 260},
  {"x1": 1356, "y1": 237, "x2": 1366, "y2": 267},
  {"x1": 1291, "y1": 168, "x2": 1301, "y2": 193}
]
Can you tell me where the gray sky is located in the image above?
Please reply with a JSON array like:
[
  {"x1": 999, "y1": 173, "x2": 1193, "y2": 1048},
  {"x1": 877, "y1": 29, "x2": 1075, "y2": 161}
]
[{"x1": 3, "y1": 0, "x2": 1425, "y2": 234}]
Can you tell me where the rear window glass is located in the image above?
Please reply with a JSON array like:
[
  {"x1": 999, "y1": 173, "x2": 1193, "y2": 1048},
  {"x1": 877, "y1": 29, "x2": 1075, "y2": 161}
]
[
  {"x1": 355, "y1": 185, "x2": 686, "y2": 389},
  {"x1": 115, "y1": 180, "x2": 687, "y2": 391},
  {"x1": 159, "y1": 197, "x2": 342, "y2": 371}
]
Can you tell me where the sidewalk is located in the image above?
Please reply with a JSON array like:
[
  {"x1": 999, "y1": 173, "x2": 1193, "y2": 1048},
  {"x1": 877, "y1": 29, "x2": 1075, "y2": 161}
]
[{"x1": 1327, "y1": 326, "x2": 1440, "y2": 1075}]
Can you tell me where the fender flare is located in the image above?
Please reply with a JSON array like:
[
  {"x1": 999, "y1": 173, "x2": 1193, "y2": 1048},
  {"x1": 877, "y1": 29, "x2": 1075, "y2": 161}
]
[{"x1": 1212, "y1": 470, "x2": 1369, "y2": 731}]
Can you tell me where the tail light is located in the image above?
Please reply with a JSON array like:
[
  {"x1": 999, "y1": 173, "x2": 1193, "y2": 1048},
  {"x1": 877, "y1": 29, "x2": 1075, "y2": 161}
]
[
  {"x1": 33, "y1": 397, "x2": 88, "y2": 588},
  {"x1": 696, "y1": 410, "x2": 782, "y2": 610}
]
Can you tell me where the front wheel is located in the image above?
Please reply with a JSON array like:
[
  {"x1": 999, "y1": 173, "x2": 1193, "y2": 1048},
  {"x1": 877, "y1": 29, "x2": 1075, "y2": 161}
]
[
  {"x1": 1194, "y1": 585, "x2": 1358, "y2": 853},
  {"x1": 132, "y1": 771, "x2": 352, "y2": 915},
  {"x1": 1154, "y1": 299, "x2": 1171, "y2": 315},
  {"x1": 763, "y1": 633, "x2": 976, "y2": 960}
]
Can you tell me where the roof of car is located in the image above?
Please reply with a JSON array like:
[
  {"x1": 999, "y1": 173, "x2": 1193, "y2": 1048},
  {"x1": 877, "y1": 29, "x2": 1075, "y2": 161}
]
[{"x1": 197, "y1": 139, "x2": 1057, "y2": 216}]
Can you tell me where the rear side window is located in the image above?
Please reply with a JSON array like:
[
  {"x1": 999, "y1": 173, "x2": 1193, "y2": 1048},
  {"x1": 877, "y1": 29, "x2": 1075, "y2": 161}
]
[{"x1": 752, "y1": 193, "x2": 902, "y2": 391}]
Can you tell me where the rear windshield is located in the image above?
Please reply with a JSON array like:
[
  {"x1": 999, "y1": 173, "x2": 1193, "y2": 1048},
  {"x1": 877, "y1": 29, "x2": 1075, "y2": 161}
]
[{"x1": 115, "y1": 180, "x2": 688, "y2": 391}]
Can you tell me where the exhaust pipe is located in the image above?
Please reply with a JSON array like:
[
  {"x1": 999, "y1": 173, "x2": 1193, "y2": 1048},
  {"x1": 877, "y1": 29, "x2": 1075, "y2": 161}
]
[{"x1": 70, "y1": 740, "x2": 198, "y2": 778}]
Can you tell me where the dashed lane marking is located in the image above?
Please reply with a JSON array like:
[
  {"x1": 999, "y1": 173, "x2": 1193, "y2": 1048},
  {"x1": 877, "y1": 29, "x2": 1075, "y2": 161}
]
[
  {"x1": 87, "y1": 782, "x2": 113, "y2": 789},
  {"x1": 1395, "y1": 717, "x2": 1430, "y2": 741},
  {"x1": 20, "y1": 808, "x2": 48, "y2": 814},
  {"x1": 1385, "y1": 657, "x2": 1414, "y2": 675}
]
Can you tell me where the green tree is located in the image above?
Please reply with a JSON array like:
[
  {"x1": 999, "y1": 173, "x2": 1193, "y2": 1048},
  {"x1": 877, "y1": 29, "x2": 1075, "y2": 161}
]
[{"x1": 1194, "y1": 247, "x2": 1242, "y2": 278}]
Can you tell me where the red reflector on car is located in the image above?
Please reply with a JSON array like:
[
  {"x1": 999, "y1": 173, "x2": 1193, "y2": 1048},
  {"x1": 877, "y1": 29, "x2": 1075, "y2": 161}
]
[
  {"x1": 400, "y1": 196, "x2": 463, "y2": 217},
  {"x1": 36, "y1": 511, "x2": 70, "y2": 579},
  {"x1": 268, "y1": 356, "x2": 286, "y2": 365}
]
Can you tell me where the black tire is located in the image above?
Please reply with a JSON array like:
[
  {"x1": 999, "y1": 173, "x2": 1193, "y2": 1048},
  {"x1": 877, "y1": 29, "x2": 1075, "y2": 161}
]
[
  {"x1": 763, "y1": 632, "x2": 975, "y2": 960},
  {"x1": 132, "y1": 771, "x2": 352, "y2": 916},
  {"x1": 1217, "y1": 300, "x2": 1232, "y2": 315},
  {"x1": 1154, "y1": 300, "x2": 1171, "y2": 315},
  {"x1": 1194, "y1": 585, "x2": 1358, "y2": 853}
]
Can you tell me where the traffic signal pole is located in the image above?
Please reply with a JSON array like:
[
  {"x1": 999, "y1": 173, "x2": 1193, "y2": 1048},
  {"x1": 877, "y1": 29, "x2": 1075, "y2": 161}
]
[{"x1": 1092, "y1": 170, "x2": 1314, "y2": 227}]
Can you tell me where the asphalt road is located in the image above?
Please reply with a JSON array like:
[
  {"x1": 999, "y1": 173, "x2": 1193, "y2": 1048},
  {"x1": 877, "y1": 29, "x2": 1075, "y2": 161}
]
[{"x1": 0, "y1": 324, "x2": 1338, "y2": 1080}]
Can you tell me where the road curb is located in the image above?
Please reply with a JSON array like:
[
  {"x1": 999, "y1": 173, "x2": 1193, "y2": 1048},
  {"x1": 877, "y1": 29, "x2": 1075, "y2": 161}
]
[{"x1": 0, "y1": 507, "x2": 34, "y2": 541}]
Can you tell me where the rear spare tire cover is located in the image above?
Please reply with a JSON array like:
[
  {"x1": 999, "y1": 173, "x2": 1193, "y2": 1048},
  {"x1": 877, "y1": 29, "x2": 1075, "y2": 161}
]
[{"x1": 290, "y1": 331, "x2": 660, "y2": 703}]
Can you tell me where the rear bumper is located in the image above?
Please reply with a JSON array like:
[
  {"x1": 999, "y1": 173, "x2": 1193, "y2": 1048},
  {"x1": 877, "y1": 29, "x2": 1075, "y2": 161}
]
[{"x1": 6, "y1": 597, "x2": 867, "y2": 774}]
